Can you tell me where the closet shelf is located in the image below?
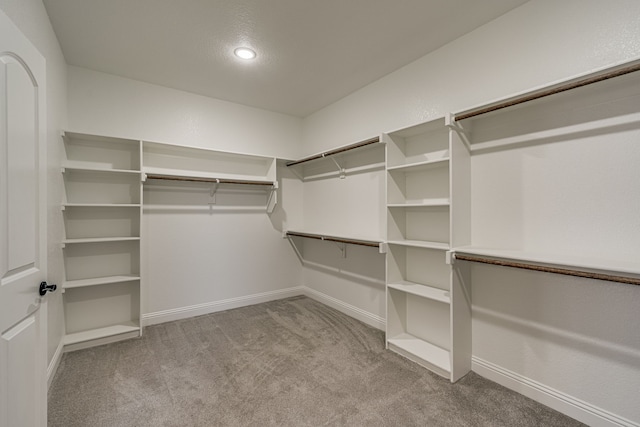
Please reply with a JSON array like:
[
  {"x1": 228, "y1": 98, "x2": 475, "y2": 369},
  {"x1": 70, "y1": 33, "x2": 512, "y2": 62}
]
[
  {"x1": 144, "y1": 172, "x2": 275, "y2": 187},
  {"x1": 387, "y1": 240, "x2": 449, "y2": 251},
  {"x1": 285, "y1": 230, "x2": 383, "y2": 249},
  {"x1": 62, "y1": 166, "x2": 140, "y2": 175},
  {"x1": 285, "y1": 136, "x2": 381, "y2": 167},
  {"x1": 62, "y1": 203, "x2": 141, "y2": 209},
  {"x1": 454, "y1": 61, "x2": 640, "y2": 122},
  {"x1": 387, "y1": 199, "x2": 450, "y2": 208},
  {"x1": 386, "y1": 157, "x2": 449, "y2": 173},
  {"x1": 62, "y1": 237, "x2": 140, "y2": 245},
  {"x1": 63, "y1": 322, "x2": 140, "y2": 346},
  {"x1": 63, "y1": 275, "x2": 141, "y2": 290},
  {"x1": 388, "y1": 281, "x2": 450, "y2": 304},
  {"x1": 387, "y1": 333, "x2": 451, "y2": 376},
  {"x1": 452, "y1": 246, "x2": 640, "y2": 285}
]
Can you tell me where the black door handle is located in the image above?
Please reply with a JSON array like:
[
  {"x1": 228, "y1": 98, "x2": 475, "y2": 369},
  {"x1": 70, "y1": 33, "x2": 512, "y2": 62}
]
[{"x1": 39, "y1": 281, "x2": 57, "y2": 296}]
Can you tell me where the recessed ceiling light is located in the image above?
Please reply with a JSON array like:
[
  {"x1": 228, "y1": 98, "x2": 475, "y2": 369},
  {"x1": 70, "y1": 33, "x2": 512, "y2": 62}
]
[{"x1": 234, "y1": 47, "x2": 256, "y2": 60}]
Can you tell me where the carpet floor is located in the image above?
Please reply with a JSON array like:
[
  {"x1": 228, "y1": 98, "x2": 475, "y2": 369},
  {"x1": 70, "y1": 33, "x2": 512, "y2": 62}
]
[{"x1": 48, "y1": 296, "x2": 584, "y2": 426}]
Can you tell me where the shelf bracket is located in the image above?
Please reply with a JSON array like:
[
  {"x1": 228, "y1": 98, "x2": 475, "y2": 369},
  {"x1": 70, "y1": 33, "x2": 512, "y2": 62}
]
[
  {"x1": 327, "y1": 154, "x2": 346, "y2": 179},
  {"x1": 208, "y1": 180, "x2": 220, "y2": 208},
  {"x1": 445, "y1": 113, "x2": 472, "y2": 150},
  {"x1": 333, "y1": 241, "x2": 347, "y2": 258},
  {"x1": 266, "y1": 182, "x2": 278, "y2": 213}
]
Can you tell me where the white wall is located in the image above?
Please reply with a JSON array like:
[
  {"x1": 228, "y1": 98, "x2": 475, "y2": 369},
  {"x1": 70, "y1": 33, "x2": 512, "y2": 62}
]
[
  {"x1": 303, "y1": 0, "x2": 640, "y2": 154},
  {"x1": 67, "y1": 66, "x2": 306, "y2": 325},
  {"x1": 68, "y1": 66, "x2": 303, "y2": 160},
  {"x1": 300, "y1": 0, "x2": 640, "y2": 424},
  {"x1": 0, "y1": 0, "x2": 68, "y2": 372}
]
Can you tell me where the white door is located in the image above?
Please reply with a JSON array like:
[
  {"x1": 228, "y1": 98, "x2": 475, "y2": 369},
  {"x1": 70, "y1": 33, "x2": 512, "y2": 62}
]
[{"x1": 0, "y1": 9, "x2": 49, "y2": 427}]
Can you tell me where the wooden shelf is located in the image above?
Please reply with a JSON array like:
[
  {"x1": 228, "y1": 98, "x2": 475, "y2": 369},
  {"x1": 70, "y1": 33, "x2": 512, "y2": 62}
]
[
  {"x1": 63, "y1": 275, "x2": 141, "y2": 290},
  {"x1": 388, "y1": 281, "x2": 450, "y2": 304},
  {"x1": 63, "y1": 322, "x2": 140, "y2": 346},
  {"x1": 387, "y1": 240, "x2": 449, "y2": 250},
  {"x1": 387, "y1": 333, "x2": 451, "y2": 377}
]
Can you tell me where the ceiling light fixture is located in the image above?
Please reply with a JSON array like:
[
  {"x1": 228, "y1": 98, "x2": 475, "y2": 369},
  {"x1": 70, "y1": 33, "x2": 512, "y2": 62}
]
[{"x1": 234, "y1": 47, "x2": 256, "y2": 60}]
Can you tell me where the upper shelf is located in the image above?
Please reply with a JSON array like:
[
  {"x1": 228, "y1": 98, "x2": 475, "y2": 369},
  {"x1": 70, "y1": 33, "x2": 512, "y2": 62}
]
[
  {"x1": 286, "y1": 136, "x2": 381, "y2": 167},
  {"x1": 384, "y1": 118, "x2": 449, "y2": 170},
  {"x1": 143, "y1": 141, "x2": 277, "y2": 183},
  {"x1": 286, "y1": 137, "x2": 385, "y2": 179},
  {"x1": 450, "y1": 60, "x2": 640, "y2": 151},
  {"x1": 62, "y1": 131, "x2": 141, "y2": 172},
  {"x1": 452, "y1": 246, "x2": 640, "y2": 286},
  {"x1": 143, "y1": 172, "x2": 275, "y2": 187}
]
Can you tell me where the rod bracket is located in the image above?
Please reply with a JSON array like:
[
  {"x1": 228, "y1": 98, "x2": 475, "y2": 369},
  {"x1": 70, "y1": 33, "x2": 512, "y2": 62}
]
[{"x1": 326, "y1": 154, "x2": 346, "y2": 179}]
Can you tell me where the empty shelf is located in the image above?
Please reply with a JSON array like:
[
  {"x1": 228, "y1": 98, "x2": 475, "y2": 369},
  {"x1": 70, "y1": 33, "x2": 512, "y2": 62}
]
[
  {"x1": 62, "y1": 237, "x2": 141, "y2": 244},
  {"x1": 387, "y1": 333, "x2": 451, "y2": 376},
  {"x1": 388, "y1": 281, "x2": 450, "y2": 304},
  {"x1": 63, "y1": 323, "x2": 140, "y2": 346},
  {"x1": 387, "y1": 240, "x2": 449, "y2": 250},
  {"x1": 63, "y1": 275, "x2": 141, "y2": 289}
]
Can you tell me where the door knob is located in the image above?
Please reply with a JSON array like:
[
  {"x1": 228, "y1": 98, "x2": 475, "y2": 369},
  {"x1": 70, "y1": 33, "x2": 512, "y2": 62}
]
[{"x1": 39, "y1": 281, "x2": 57, "y2": 296}]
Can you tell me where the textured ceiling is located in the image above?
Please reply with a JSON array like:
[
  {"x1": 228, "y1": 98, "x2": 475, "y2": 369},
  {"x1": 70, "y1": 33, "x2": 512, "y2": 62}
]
[{"x1": 43, "y1": 0, "x2": 529, "y2": 117}]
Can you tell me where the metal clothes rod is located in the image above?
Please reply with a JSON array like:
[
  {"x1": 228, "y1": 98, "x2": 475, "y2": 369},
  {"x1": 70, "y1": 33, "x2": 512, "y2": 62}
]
[
  {"x1": 286, "y1": 136, "x2": 380, "y2": 167},
  {"x1": 455, "y1": 62, "x2": 640, "y2": 122},
  {"x1": 145, "y1": 173, "x2": 274, "y2": 186},
  {"x1": 454, "y1": 254, "x2": 640, "y2": 286},
  {"x1": 286, "y1": 231, "x2": 381, "y2": 248}
]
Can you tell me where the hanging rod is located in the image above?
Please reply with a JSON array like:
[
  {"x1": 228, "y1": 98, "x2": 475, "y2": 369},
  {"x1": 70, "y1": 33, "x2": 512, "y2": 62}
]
[
  {"x1": 286, "y1": 136, "x2": 380, "y2": 167},
  {"x1": 454, "y1": 253, "x2": 640, "y2": 286},
  {"x1": 285, "y1": 231, "x2": 381, "y2": 248},
  {"x1": 454, "y1": 61, "x2": 640, "y2": 122},
  {"x1": 145, "y1": 173, "x2": 274, "y2": 186}
]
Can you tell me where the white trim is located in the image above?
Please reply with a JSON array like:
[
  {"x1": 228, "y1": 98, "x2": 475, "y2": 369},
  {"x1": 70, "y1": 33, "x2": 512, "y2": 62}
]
[
  {"x1": 47, "y1": 338, "x2": 64, "y2": 390},
  {"x1": 472, "y1": 356, "x2": 639, "y2": 427},
  {"x1": 302, "y1": 287, "x2": 386, "y2": 330},
  {"x1": 142, "y1": 286, "x2": 305, "y2": 326}
]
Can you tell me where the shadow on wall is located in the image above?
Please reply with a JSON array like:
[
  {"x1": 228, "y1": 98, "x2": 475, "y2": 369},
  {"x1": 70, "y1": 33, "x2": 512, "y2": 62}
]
[
  {"x1": 288, "y1": 237, "x2": 385, "y2": 288},
  {"x1": 470, "y1": 262, "x2": 640, "y2": 413}
]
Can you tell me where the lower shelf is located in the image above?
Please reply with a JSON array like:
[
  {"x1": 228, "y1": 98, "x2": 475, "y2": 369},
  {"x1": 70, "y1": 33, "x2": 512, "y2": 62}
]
[
  {"x1": 388, "y1": 333, "x2": 451, "y2": 378},
  {"x1": 63, "y1": 275, "x2": 140, "y2": 289},
  {"x1": 63, "y1": 322, "x2": 140, "y2": 346}
]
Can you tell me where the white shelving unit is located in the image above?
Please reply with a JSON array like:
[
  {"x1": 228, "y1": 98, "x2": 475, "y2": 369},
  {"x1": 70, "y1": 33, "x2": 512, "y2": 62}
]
[
  {"x1": 383, "y1": 117, "x2": 471, "y2": 382},
  {"x1": 142, "y1": 141, "x2": 279, "y2": 212},
  {"x1": 285, "y1": 136, "x2": 386, "y2": 245},
  {"x1": 449, "y1": 63, "x2": 640, "y2": 285},
  {"x1": 61, "y1": 132, "x2": 143, "y2": 350}
]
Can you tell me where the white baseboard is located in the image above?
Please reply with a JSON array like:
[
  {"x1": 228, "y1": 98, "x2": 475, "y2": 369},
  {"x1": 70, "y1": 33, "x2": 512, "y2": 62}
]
[
  {"x1": 142, "y1": 286, "x2": 306, "y2": 326},
  {"x1": 472, "y1": 356, "x2": 639, "y2": 427},
  {"x1": 47, "y1": 338, "x2": 64, "y2": 390},
  {"x1": 302, "y1": 287, "x2": 386, "y2": 331}
]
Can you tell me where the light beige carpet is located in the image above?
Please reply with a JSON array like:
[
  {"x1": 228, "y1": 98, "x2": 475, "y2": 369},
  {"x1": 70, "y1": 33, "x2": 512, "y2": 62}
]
[{"x1": 48, "y1": 296, "x2": 584, "y2": 426}]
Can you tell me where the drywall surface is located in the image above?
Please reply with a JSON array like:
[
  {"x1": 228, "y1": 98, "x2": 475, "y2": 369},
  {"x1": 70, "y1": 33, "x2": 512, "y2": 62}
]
[
  {"x1": 142, "y1": 163, "x2": 303, "y2": 319},
  {"x1": 67, "y1": 66, "x2": 303, "y2": 160},
  {"x1": 300, "y1": 0, "x2": 640, "y2": 423},
  {"x1": 67, "y1": 66, "x2": 306, "y2": 323},
  {"x1": 303, "y1": 0, "x2": 640, "y2": 154},
  {"x1": 472, "y1": 266, "x2": 640, "y2": 425},
  {"x1": 0, "y1": 0, "x2": 68, "y2": 370}
]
